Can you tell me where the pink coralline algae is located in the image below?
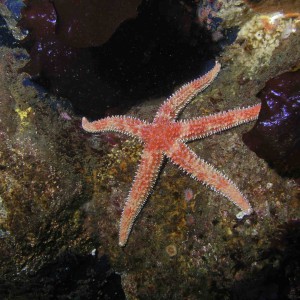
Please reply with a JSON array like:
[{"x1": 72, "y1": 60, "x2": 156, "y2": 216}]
[
  {"x1": 196, "y1": 0, "x2": 223, "y2": 31},
  {"x1": 184, "y1": 188, "x2": 194, "y2": 202},
  {"x1": 18, "y1": 0, "x2": 143, "y2": 118},
  {"x1": 243, "y1": 69, "x2": 300, "y2": 178}
]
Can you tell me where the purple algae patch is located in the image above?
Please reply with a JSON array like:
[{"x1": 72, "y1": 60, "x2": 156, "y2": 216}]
[
  {"x1": 17, "y1": 0, "x2": 223, "y2": 119},
  {"x1": 243, "y1": 69, "x2": 300, "y2": 178}
]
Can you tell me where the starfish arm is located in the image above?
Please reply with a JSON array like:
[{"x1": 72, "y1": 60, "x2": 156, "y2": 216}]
[
  {"x1": 82, "y1": 116, "x2": 147, "y2": 138},
  {"x1": 119, "y1": 147, "x2": 164, "y2": 246},
  {"x1": 154, "y1": 62, "x2": 221, "y2": 122},
  {"x1": 167, "y1": 142, "x2": 253, "y2": 214},
  {"x1": 179, "y1": 104, "x2": 261, "y2": 141}
]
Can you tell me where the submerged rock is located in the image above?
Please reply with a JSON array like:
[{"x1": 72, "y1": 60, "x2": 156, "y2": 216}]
[
  {"x1": 0, "y1": 252, "x2": 125, "y2": 299},
  {"x1": 0, "y1": 1, "x2": 300, "y2": 299},
  {"x1": 18, "y1": 0, "x2": 223, "y2": 118}
]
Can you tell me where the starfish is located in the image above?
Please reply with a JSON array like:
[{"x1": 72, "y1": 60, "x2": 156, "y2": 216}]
[{"x1": 82, "y1": 62, "x2": 261, "y2": 247}]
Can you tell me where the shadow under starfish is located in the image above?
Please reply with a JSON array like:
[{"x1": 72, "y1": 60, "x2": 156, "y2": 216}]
[{"x1": 82, "y1": 62, "x2": 261, "y2": 246}]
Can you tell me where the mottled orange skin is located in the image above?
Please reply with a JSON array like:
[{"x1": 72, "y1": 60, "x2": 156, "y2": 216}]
[{"x1": 82, "y1": 62, "x2": 261, "y2": 246}]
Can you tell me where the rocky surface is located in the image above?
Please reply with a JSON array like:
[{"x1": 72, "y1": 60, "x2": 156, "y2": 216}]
[{"x1": 0, "y1": 1, "x2": 299, "y2": 299}]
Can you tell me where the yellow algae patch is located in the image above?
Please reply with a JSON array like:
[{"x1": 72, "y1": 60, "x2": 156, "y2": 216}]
[{"x1": 15, "y1": 107, "x2": 33, "y2": 128}]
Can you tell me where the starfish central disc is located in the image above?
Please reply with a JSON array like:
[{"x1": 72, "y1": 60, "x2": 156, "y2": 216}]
[
  {"x1": 82, "y1": 62, "x2": 261, "y2": 247},
  {"x1": 141, "y1": 122, "x2": 182, "y2": 152}
]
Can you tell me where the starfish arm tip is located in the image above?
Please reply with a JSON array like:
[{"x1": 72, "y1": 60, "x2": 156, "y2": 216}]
[
  {"x1": 246, "y1": 206, "x2": 253, "y2": 215},
  {"x1": 82, "y1": 117, "x2": 89, "y2": 130},
  {"x1": 236, "y1": 206, "x2": 253, "y2": 219},
  {"x1": 119, "y1": 225, "x2": 131, "y2": 247},
  {"x1": 118, "y1": 240, "x2": 126, "y2": 247}
]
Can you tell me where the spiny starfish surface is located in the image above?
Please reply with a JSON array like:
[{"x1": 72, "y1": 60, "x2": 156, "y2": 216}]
[{"x1": 82, "y1": 62, "x2": 261, "y2": 246}]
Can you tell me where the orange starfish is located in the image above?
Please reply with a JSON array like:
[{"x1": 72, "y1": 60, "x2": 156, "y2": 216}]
[{"x1": 82, "y1": 62, "x2": 261, "y2": 246}]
